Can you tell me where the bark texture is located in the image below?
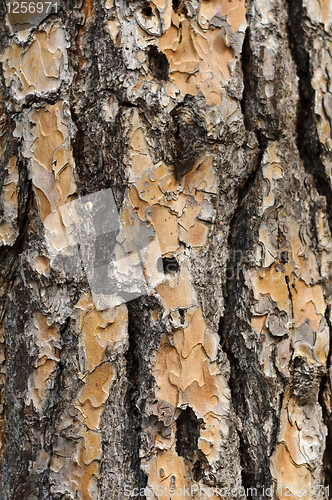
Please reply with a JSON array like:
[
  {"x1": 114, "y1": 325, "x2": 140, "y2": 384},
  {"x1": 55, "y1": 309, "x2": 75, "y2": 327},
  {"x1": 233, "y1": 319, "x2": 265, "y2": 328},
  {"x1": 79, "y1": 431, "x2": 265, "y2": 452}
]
[{"x1": 0, "y1": 0, "x2": 332, "y2": 499}]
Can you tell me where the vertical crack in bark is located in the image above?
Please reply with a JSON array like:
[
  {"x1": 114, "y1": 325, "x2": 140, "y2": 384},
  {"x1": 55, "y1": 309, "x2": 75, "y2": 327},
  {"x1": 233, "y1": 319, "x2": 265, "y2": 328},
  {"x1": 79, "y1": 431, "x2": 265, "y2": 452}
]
[
  {"x1": 125, "y1": 301, "x2": 147, "y2": 494},
  {"x1": 49, "y1": 315, "x2": 73, "y2": 485},
  {"x1": 287, "y1": 0, "x2": 332, "y2": 233},
  {"x1": 0, "y1": 161, "x2": 31, "y2": 291},
  {"x1": 219, "y1": 145, "x2": 270, "y2": 497},
  {"x1": 36, "y1": 317, "x2": 70, "y2": 500},
  {"x1": 319, "y1": 305, "x2": 332, "y2": 490},
  {"x1": 219, "y1": 8, "x2": 276, "y2": 495},
  {"x1": 240, "y1": 27, "x2": 255, "y2": 135},
  {"x1": 220, "y1": 206, "x2": 273, "y2": 498},
  {"x1": 0, "y1": 164, "x2": 31, "y2": 483},
  {"x1": 284, "y1": 275, "x2": 294, "y2": 320},
  {"x1": 287, "y1": 0, "x2": 332, "y2": 487}
]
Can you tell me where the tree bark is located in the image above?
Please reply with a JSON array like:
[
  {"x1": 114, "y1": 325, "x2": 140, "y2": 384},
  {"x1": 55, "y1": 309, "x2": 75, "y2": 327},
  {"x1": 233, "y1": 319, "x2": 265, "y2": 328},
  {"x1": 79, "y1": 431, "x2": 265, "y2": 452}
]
[{"x1": 0, "y1": 0, "x2": 332, "y2": 499}]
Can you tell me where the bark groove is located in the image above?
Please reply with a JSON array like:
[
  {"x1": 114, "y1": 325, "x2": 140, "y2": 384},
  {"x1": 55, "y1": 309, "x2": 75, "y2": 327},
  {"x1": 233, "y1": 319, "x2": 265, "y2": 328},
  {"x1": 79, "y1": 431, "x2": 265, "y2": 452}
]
[{"x1": 1, "y1": 0, "x2": 332, "y2": 499}]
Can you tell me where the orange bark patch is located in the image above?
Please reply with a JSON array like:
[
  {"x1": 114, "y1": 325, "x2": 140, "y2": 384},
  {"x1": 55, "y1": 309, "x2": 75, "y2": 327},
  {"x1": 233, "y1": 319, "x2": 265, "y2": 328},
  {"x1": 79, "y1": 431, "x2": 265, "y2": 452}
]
[
  {"x1": 151, "y1": 204, "x2": 179, "y2": 254},
  {"x1": 198, "y1": 0, "x2": 246, "y2": 31},
  {"x1": 33, "y1": 255, "x2": 50, "y2": 275},
  {"x1": 271, "y1": 443, "x2": 311, "y2": 500},
  {"x1": 27, "y1": 313, "x2": 60, "y2": 411},
  {"x1": 154, "y1": 342, "x2": 181, "y2": 408},
  {"x1": 292, "y1": 281, "x2": 325, "y2": 331},
  {"x1": 251, "y1": 265, "x2": 291, "y2": 316},
  {"x1": 160, "y1": 18, "x2": 234, "y2": 106},
  {"x1": 144, "y1": 448, "x2": 190, "y2": 500},
  {"x1": 156, "y1": 264, "x2": 196, "y2": 310},
  {"x1": 0, "y1": 156, "x2": 19, "y2": 246},
  {"x1": 0, "y1": 24, "x2": 66, "y2": 100},
  {"x1": 251, "y1": 315, "x2": 267, "y2": 335},
  {"x1": 79, "y1": 363, "x2": 115, "y2": 409}
]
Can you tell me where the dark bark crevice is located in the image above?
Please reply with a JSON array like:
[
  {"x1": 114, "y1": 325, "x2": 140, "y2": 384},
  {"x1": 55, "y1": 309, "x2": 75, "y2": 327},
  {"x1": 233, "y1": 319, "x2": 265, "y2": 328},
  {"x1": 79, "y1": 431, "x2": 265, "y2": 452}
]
[
  {"x1": 68, "y1": 2, "x2": 128, "y2": 203},
  {"x1": 0, "y1": 96, "x2": 31, "y2": 284},
  {"x1": 125, "y1": 295, "x2": 172, "y2": 496},
  {"x1": 319, "y1": 305, "x2": 332, "y2": 489},
  {"x1": 286, "y1": 0, "x2": 332, "y2": 234},
  {"x1": 286, "y1": 0, "x2": 332, "y2": 484},
  {"x1": 219, "y1": 325, "x2": 275, "y2": 500},
  {"x1": 0, "y1": 174, "x2": 31, "y2": 291},
  {"x1": 0, "y1": 161, "x2": 31, "y2": 456},
  {"x1": 146, "y1": 45, "x2": 169, "y2": 81},
  {"x1": 175, "y1": 407, "x2": 207, "y2": 483},
  {"x1": 239, "y1": 23, "x2": 269, "y2": 192},
  {"x1": 220, "y1": 288, "x2": 274, "y2": 499},
  {"x1": 240, "y1": 26, "x2": 253, "y2": 134},
  {"x1": 0, "y1": 297, "x2": 39, "y2": 499},
  {"x1": 175, "y1": 407, "x2": 201, "y2": 460},
  {"x1": 124, "y1": 299, "x2": 150, "y2": 493},
  {"x1": 219, "y1": 142, "x2": 271, "y2": 500},
  {"x1": 219, "y1": 10, "x2": 275, "y2": 495}
]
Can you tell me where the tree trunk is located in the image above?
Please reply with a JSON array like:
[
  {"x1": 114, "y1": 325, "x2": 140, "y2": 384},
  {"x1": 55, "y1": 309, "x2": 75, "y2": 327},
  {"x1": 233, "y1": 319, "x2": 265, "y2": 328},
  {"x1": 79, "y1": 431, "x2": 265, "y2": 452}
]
[{"x1": 0, "y1": 0, "x2": 332, "y2": 499}]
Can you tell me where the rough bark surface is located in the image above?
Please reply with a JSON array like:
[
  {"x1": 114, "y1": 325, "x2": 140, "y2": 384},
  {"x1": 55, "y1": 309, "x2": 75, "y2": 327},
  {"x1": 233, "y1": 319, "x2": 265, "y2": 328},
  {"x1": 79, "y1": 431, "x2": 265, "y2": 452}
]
[{"x1": 0, "y1": 0, "x2": 332, "y2": 499}]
